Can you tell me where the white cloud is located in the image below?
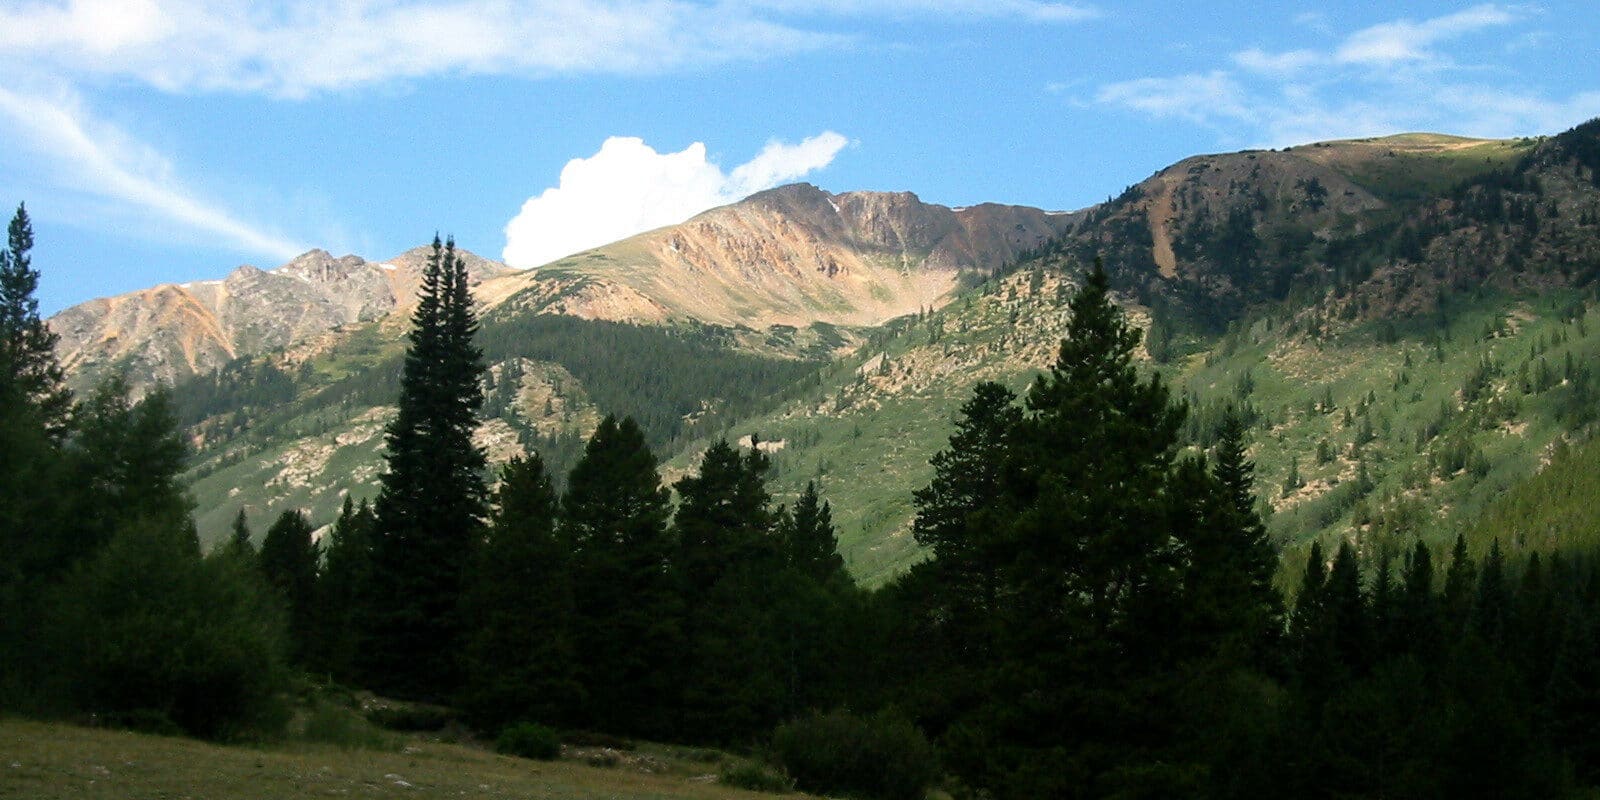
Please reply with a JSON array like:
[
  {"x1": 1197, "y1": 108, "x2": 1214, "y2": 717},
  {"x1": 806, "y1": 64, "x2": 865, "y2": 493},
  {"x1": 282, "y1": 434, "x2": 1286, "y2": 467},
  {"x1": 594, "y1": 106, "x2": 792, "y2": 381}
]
[
  {"x1": 750, "y1": 0, "x2": 1098, "y2": 23},
  {"x1": 1335, "y1": 4, "x2": 1515, "y2": 66},
  {"x1": 1095, "y1": 5, "x2": 1594, "y2": 148},
  {"x1": 1232, "y1": 48, "x2": 1321, "y2": 77},
  {"x1": 0, "y1": 0, "x2": 848, "y2": 98},
  {"x1": 502, "y1": 131, "x2": 849, "y2": 269},
  {"x1": 0, "y1": 84, "x2": 305, "y2": 260},
  {"x1": 0, "y1": 0, "x2": 1096, "y2": 100},
  {"x1": 1095, "y1": 72, "x2": 1253, "y2": 126}
]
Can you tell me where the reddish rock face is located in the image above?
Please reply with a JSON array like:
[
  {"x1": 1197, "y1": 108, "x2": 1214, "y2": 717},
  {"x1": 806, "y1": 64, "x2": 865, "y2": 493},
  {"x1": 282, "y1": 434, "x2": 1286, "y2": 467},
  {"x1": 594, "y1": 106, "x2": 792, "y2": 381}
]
[{"x1": 48, "y1": 184, "x2": 1073, "y2": 393}]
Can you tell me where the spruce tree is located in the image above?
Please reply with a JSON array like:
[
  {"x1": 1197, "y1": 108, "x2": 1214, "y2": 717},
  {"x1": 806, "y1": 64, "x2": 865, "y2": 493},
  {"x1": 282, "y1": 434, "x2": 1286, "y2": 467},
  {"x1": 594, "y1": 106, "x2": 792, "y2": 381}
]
[
  {"x1": 1473, "y1": 539, "x2": 1510, "y2": 646},
  {"x1": 1323, "y1": 541, "x2": 1372, "y2": 677},
  {"x1": 363, "y1": 236, "x2": 486, "y2": 699},
  {"x1": 1399, "y1": 540, "x2": 1438, "y2": 658},
  {"x1": 258, "y1": 509, "x2": 319, "y2": 663},
  {"x1": 674, "y1": 439, "x2": 789, "y2": 742},
  {"x1": 0, "y1": 203, "x2": 70, "y2": 440},
  {"x1": 957, "y1": 261, "x2": 1192, "y2": 797},
  {"x1": 1442, "y1": 533, "x2": 1477, "y2": 633},
  {"x1": 779, "y1": 481, "x2": 846, "y2": 585},
  {"x1": 460, "y1": 454, "x2": 582, "y2": 731},
  {"x1": 912, "y1": 380, "x2": 1019, "y2": 636},
  {"x1": 562, "y1": 415, "x2": 680, "y2": 738},
  {"x1": 223, "y1": 508, "x2": 255, "y2": 561},
  {"x1": 1290, "y1": 541, "x2": 1329, "y2": 680},
  {"x1": 675, "y1": 439, "x2": 776, "y2": 594},
  {"x1": 1186, "y1": 408, "x2": 1283, "y2": 668},
  {"x1": 315, "y1": 496, "x2": 376, "y2": 681}
]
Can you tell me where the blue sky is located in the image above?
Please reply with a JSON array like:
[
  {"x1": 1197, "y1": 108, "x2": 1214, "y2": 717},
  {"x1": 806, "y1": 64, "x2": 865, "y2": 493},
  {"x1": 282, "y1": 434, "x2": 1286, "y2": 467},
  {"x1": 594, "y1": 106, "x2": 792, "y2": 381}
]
[{"x1": 2, "y1": 1, "x2": 1598, "y2": 314}]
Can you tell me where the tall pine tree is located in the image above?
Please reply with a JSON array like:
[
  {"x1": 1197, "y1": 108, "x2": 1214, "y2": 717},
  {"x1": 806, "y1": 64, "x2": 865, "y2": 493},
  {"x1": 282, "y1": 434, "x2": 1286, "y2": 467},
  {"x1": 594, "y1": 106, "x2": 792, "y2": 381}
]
[
  {"x1": 0, "y1": 203, "x2": 70, "y2": 440},
  {"x1": 362, "y1": 236, "x2": 486, "y2": 699}
]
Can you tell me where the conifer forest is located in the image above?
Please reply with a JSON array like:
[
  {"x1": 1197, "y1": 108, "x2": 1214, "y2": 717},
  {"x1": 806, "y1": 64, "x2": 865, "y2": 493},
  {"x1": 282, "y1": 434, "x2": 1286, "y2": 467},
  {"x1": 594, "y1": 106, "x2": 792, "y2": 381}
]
[{"x1": 6, "y1": 184, "x2": 1600, "y2": 800}]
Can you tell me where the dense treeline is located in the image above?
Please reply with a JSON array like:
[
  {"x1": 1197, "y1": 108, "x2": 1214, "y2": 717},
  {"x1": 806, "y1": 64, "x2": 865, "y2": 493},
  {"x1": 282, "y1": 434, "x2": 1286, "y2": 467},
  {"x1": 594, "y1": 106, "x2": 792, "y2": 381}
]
[
  {"x1": 9, "y1": 208, "x2": 1600, "y2": 799},
  {"x1": 1, "y1": 204, "x2": 293, "y2": 737}
]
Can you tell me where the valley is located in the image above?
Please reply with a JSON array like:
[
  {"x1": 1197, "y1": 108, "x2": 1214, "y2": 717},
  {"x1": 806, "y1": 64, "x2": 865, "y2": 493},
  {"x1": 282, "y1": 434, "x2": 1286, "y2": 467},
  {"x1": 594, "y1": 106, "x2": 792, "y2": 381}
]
[{"x1": 46, "y1": 120, "x2": 1600, "y2": 584}]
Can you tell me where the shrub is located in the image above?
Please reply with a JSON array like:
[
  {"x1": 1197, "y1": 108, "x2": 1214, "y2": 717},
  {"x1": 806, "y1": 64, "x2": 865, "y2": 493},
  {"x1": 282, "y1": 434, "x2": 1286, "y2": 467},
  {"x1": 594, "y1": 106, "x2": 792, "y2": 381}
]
[
  {"x1": 496, "y1": 722, "x2": 561, "y2": 760},
  {"x1": 772, "y1": 710, "x2": 939, "y2": 800},
  {"x1": 47, "y1": 520, "x2": 292, "y2": 740},
  {"x1": 720, "y1": 761, "x2": 794, "y2": 793}
]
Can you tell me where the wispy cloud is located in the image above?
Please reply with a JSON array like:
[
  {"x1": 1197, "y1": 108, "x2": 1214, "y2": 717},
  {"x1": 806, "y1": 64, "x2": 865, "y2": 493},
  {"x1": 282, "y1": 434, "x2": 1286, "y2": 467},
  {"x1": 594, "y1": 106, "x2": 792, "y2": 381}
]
[
  {"x1": 0, "y1": 1, "x2": 834, "y2": 98},
  {"x1": 1094, "y1": 5, "x2": 1598, "y2": 146},
  {"x1": 0, "y1": 0, "x2": 1095, "y2": 99},
  {"x1": 1334, "y1": 4, "x2": 1515, "y2": 66},
  {"x1": 0, "y1": 84, "x2": 305, "y2": 260},
  {"x1": 751, "y1": 0, "x2": 1098, "y2": 23},
  {"x1": 1096, "y1": 71, "x2": 1252, "y2": 127},
  {"x1": 502, "y1": 132, "x2": 850, "y2": 269}
]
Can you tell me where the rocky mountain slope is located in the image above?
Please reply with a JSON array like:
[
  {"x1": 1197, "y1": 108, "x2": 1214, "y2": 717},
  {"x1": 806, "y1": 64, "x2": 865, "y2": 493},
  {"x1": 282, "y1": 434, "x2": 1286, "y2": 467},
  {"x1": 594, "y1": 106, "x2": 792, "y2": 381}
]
[
  {"x1": 49, "y1": 120, "x2": 1600, "y2": 579},
  {"x1": 675, "y1": 121, "x2": 1600, "y2": 581},
  {"x1": 50, "y1": 246, "x2": 511, "y2": 394},
  {"x1": 484, "y1": 184, "x2": 1076, "y2": 328},
  {"x1": 51, "y1": 186, "x2": 1072, "y2": 394}
]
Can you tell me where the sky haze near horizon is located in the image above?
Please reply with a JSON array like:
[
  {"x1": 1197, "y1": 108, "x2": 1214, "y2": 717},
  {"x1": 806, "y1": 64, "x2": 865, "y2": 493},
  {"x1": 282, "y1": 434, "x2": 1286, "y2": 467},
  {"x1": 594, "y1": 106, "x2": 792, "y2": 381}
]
[{"x1": 2, "y1": 1, "x2": 1598, "y2": 314}]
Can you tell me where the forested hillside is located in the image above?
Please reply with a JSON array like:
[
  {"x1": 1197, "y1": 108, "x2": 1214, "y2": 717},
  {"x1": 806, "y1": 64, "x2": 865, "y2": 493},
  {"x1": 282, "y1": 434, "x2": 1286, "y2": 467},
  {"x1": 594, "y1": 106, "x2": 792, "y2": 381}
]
[
  {"x1": 687, "y1": 121, "x2": 1600, "y2": 581},
  {"x1": 9, "y1": 201, "x2": 1600, "y2": 800},
  {"x1": 45, "y1": 120, "x2": 1600, "y2": 576}
]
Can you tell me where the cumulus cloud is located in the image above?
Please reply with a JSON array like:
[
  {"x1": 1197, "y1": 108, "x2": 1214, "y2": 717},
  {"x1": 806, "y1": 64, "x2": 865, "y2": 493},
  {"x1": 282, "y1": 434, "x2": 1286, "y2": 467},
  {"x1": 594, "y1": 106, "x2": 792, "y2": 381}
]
[
  {"x1": 502, "y1": 132, "x2": 849, "y2": 269},
  {"x1": 1094, "y1": 5, "x2": 1597, "y2": 147},
  {"x1": 0, "y1": 84, "x2": 305, "y2": 260}
]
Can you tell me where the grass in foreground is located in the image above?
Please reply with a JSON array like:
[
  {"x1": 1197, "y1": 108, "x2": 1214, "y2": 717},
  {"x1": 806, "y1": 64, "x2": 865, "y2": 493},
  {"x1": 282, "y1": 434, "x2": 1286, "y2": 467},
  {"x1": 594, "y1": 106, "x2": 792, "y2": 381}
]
[{"x1": 0, "y1": 718, "x2": 807, "y2": 800}]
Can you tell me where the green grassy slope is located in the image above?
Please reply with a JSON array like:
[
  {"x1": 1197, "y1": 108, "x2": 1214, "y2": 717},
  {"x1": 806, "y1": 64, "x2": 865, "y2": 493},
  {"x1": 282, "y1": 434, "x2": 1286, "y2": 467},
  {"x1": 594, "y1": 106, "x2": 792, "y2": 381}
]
[
  {"x1": 1465, "y1": 433, "x2": 1600, "y2": 556},
  {"x1": 677, "y1": 258, "x2": 1598, "y2": 584}
]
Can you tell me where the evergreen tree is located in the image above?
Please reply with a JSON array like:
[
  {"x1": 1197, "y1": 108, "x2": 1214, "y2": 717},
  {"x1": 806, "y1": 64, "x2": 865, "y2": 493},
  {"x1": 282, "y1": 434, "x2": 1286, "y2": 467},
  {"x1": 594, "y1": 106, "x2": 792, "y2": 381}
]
[
  {"x1": 1290, "y1": 541, "x2": 1331, "y2": 687},
  {"x1": 64, "y1": 380, "x2": 192, "y2": 573},
  {"x1": 223, "y1": 508, "x2": 255, "y2": 561},
  {"x1": 258, "y1": 509, "x2": 319, "y2": 663},
  {"x1": 562, "y1": 415, "x2": 680, "y2": 738},
  {"x1": 772, "y1": 481, "x2": 857, "y2": 719},
  {"x1": 675, "y1": 439, "x2": 776, "y2": 594},
  {"x1": 0, "y1": 203, "x2": 70, "y2": 440},
  {"x1": 1186, "y1": 407, "x2": 1283, "y2": 668},
  {"x1": 363, "y1": 235, "x2": 487, "y2": 699},
  {"x1": 1473, "y1": 539, "x2": 1510, "y2": 646},
  {"x1": 955, "y1": 261, "x2": 1193, "y2": 797},
  {"x1": 779, "y1": 481, "x2": 846, "y2": 585},
  {"x1": 911, "y1": 380, "x2": 1019, "y2": 639},
  {"x1": 1323, "y1": 541, "x2": 1373, "y2": 677},
  {"x1": 1442, "y1": 533, "x2": 1477, "y2": 633},
  {"x1": 1398, "y1": 540, "x2": 1438, "y2": 659},
  {"x1": 460, "y1": 455, "x2": 582, "y2": 731},
  {"x1": 673, "y1": 440, "x2": 791, "y2": 742},
  {"x1": 314, "y1": 496, "x2": 376, "y2": 681}
]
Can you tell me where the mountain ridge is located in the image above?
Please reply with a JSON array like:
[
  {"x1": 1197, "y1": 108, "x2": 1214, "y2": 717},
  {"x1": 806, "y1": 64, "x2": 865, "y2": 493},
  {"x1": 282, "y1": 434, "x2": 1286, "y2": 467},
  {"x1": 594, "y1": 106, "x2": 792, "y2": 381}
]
[{"x1": 51, "y1": 185, "x2": 1073, "y2": 393}]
